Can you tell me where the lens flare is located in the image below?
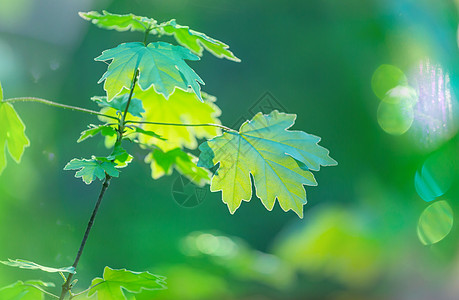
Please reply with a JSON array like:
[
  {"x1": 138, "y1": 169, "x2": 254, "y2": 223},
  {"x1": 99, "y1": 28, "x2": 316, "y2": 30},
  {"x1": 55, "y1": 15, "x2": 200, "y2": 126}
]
[{"x1": 410, "y1": 59, "x2": 458, "y2": 150}]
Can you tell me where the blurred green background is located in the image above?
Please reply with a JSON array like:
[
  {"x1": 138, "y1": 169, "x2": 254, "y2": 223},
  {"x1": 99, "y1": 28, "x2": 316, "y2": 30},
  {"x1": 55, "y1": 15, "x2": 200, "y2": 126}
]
[{"x1": 1, "y1": 0, "x2": 459, "y2": 299}]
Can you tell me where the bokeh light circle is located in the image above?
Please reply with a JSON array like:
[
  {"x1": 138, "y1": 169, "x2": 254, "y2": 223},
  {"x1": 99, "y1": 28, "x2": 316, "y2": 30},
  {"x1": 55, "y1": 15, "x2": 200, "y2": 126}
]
[
  {"x1": 417, "y1": 200, "x2": 453, "y2": 245},
  {"x1": 377, "y1": 97, "x2": 414, "y2": 135},
  {"x1": 371, "y1": 65, "x2": 408, "y2": 100}
]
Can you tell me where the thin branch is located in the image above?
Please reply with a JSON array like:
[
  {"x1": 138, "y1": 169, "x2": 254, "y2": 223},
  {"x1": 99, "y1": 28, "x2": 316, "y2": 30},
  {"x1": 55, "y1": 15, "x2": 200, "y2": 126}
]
[
  {"x1": 120, "y1": 70, "x2": 139, "y2": 129},
  {"x1": 59, "y1": 174, "x2": 112, "y2": 300},
  {"x1": 23, "y1": 283, "x2": 59, "y2": 299},
  {"x1": 60, "y1": 62, "x2": 140, "y2": 300},
  {"x1": 2, "y1": 97, "x2": 119, "y2": 121},
  {"x1": 124, "y1": 119, "x2": 236, "y2": 132}
]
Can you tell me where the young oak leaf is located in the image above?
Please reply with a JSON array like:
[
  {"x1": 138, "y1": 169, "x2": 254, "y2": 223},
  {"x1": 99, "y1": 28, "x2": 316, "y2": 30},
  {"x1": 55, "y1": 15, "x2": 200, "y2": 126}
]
[
  {"x1": 159, "y1": 19, "x2": 240, "y2": 62},
  {"x1": 79, "y1": 10, "x2": 158, "y2": 33},
  {"x1": 95, "y1": 42, "x2": 204, "y2": 101},
  {"x1": 198, "y1": 110, "x2": 337, "y2": 218},
  {"x1": 64, "y1": 157, "x2": 119, "y2": 184},
  {"x1": 79, "y1": 11, "x2": 240, "y2": 61},
  {"x1": 0, "y1": 82, "x2": 30, "y2": 175},
  {"x1": 87, "y1": 267, "x2": 167, "y2": 300},
  {"x1": 133, "y1": 87, "x2": 222, "y2": 151},
  {"x1": 0, "y1": 258, "x2": 75, "y2": 274},
  {"x1": 0, "y1": 280, "x2": 55, "y2": 300},
  {"x1": 145, "y1": 148, "x2": 211, "y2": 186}
]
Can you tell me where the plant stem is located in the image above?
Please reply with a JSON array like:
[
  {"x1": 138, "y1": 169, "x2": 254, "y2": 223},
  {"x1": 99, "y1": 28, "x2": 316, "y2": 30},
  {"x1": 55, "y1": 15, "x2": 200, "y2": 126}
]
[
  {"x1": 60, "y1": 68, "x2": 139, "y2": 300},
  {"x1": 59, "y1": 174, "x2": 112, "y2": 300},
  {"x1": 118, "y1": 70, "x2": 139, "y2": 138},
  {"x1": 124, "y1": 120, "x2": 236, "y2": 132},
  {"x1": 2, "y1": 97, "x2": 119, "y2": 121}
]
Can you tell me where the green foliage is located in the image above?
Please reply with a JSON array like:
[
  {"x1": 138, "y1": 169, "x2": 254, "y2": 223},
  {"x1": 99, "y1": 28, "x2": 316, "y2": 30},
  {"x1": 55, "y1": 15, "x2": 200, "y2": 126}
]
[
  {"x1": 79, "y1": 11, "x2": 240, "y2": 61},
  {"x1": 0, "y1": 9, "x2": 336, "y2": 299},
  {"x1": 0, "y1": 280, "x2": 54, "y2": 300},
  {"x1": 92, "y1": 94, "x2": 145, "y2": 118},
  {"x1": 145, "y1": 148, "x2": 210, "y2": 186},
  {"x1": 87, "y1": 267, "x2": 167, "y2": 299},
  {"x1": 0, "y1": 83, "x2": 30, "y2": 175},
  {"x1": 198, "y1": 110, "x2": 337, "y2": 217},
  {"x1": 1, "y1": 258, "x2": 75, "y2": 273},
  {"x1": 96, "y1": 42, "x2": 203, "y2": 101},
  {"x1": 160, "y1": 19, "x2": 240, "y2": 61},
  {"x1": 79, "y1": 11, "x2": 158, "y2": 33},
  {"x1": 135, "y1": 87, "x2": 222, "y2": 151},
  {"x1": 128, "y1": 126, "x2": 164, "y2": 141},
  {"x1": 78, "y1": 124, "x2": 117, "y2": 143},
  {"x1": 107, "y1": 144, "x2": 134, "y2": 168},
  {"x1": 64, "y1": 157, "x2": 119, "y2": 184}
]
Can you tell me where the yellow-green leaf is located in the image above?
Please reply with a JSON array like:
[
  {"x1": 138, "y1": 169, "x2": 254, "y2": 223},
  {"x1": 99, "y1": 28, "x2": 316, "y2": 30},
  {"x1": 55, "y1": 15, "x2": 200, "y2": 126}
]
[
  {"x1": 0, "y1": 280, "x2": 54, "y2": 300},
  {"x1": 0, "y1": 90, "x2": 30, "y2": 175},
  {"x1": 160, "y1": 19, "x2": 240, "y2": 61},
  {"x1": 134, "y1": 87, "x2": 222, "y2": 151},
  {"x1": 198, "y1": 110, "x2": 337, "y2": 218},
  {"x1": 145, "y1": 148, "x2": 210, "y2": 186},
  {"x1": 87, "y1": 267, "x2": 166, "y2": 300},
  {"x1": 79, "y1": 11, "x2": 240, "y2": 61},
  {"x1": 79, "y1": 10, "x2": 158, "y2": 33}
]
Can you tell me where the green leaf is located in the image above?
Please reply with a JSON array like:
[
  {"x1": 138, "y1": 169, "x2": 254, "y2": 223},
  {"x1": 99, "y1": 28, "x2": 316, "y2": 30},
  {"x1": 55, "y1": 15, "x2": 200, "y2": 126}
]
[
  {"x1": 159, "y1": 19, "x2": 240, "y2": 61},
  {"x1": 1, "y1": 258, "x2": 75, "y2": 273},
  {"x1": 92, "y1": 94, "x2": 145, "y2": 118},
  {"x1": 0, "y1": 280, "x2": 54, "y2": 300},
  {"x1": 79, "y1": 10, "x2": 158, "y2": 32},
  {"x1": 78, "y1": 124, "x2": 117, "y2": 143},
  {"x1": 198, "y1": 110, "x2": 337, "y2": 218},
  {"x1": 87, "y1": 267, "x2": 166, "y2": 300},
  {"x1": 95, "y1": 42, "x2": 203, "y2": 101},
  {"x1": 79, "y1": 11, "x2": 240, "y2": 61},
  {"x1": 145, "y1": 148, "x2": 211, "y2": 186},
  {"x1": 134, "y1": 87, "x2": 222, "y2": 151},
  {"x1": 64, "y1": 157, "x2": 119, "y2": 184},
  {"x1": 106, "y1": 144, "x2": 133, "y2": 168},
  {"x1": 128, "y1": 126, "x2": 165, "y2": 141},
  {"x1": 0, "y1": 99, "x2": 30, "y2": 175}
]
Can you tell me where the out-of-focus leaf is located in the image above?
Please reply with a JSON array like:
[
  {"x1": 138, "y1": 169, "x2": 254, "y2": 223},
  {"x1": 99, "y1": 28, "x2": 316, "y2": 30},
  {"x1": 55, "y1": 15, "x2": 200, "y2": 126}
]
[
  {"x1": 274, "y1": 206, "x2": 384, "y2": 288},
  {"x1": 0, "y1": 82, "x2": 30, "y2": 175},
  {"x1": 145, "y1": 148, "x2": 210, "y2": 186},
  {"x1": 133, "y1": 87, "x2": 221, "y2": 151},
  {"x1": 198, "y1": 110, "x2": 337, "y2": 217},
  {"x1": 87, "y1": 267, "x2": 166, "y2": 300},
  {"x1": 95, "y1": 42, "x2": 203, "y2": 101},
  {"x1": 0, "y1": 258, "x2": 75, "y2": 273},
  {"x1": 0, "y1": 280, "x2": 55, "y2": 300}
]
